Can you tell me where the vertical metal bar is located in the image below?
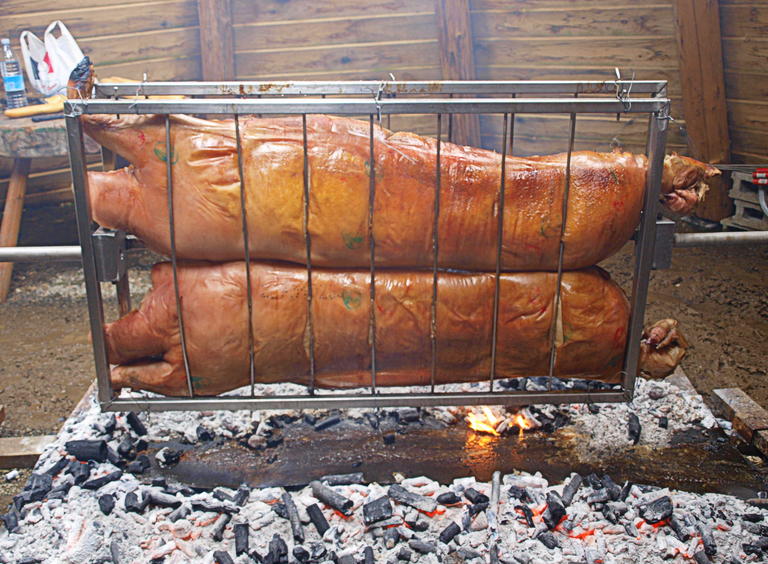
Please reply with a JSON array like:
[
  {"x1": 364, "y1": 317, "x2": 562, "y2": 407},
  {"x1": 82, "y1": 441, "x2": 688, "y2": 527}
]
[
  {"x1": 302, "y1": 114, "x2": 317, "y2": 394},
  {"x1": 448, "y1": 93, "x2": 454, "y2": 143},
  {"x1": 234, "y1": 114, "x2": 256, "y2": 397},
  {"x1": 623, "y1": 113, "x2": 668, "y2": 399},
  {"x1": 547, "y1": 110, "x2": 578, "y2": 378},
  {"x1": 489, "y1": 113, "x2": 509, "y2": 392},
  {"x1": 101, "y1": 146, "x2": 132, "y2": 316},
  {"x1": 368, "y1": 114, "x2": 377, "y2": 394},
  {"x1": 66, "y1": 115, "x2": 112, "y2": 405},
  {"x1": 430, "y1": 114, "x2": 442, "y2": 393},
  {"x1": 509, "y1": 93, "x2": 516, "y2": 155},
  {"x1": 164, "y1": 116, "x2": 194, "y2": 398}
]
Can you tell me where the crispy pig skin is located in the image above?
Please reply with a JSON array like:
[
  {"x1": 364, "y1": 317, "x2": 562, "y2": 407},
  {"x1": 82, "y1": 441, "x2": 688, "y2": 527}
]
[
  {"x1": 106, "y1": 262, "x2": 630, "y2": 396},
  {"x1": 83, "y1": 113, "x2": 650, "y2": 270}
]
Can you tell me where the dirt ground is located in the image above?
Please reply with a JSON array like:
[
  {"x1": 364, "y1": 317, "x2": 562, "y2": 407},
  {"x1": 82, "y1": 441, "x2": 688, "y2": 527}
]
[{"x1": 1, "y1": 202, "x2": 766, "y2": 436}]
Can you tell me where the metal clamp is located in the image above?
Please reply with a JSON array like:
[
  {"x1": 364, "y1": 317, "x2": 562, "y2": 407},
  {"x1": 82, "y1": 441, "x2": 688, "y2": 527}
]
[
  {"x1": 92, "y1": 228, "x2": 127, "y2": 282},
  {"x1": 652, "y1": 218, "x2": 675, "y2": 270}
]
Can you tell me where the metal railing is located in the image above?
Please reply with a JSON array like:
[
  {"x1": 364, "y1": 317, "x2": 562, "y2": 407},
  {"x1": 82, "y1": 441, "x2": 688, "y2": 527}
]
[{"x1": 63, "y1": 79, "x2": 671, "y2": 412}]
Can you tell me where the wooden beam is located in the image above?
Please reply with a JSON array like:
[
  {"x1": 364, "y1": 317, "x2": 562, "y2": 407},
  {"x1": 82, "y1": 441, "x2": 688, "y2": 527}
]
[
  {"x1": 0, "y1": 435, "x2": 56, "y2": 468},
  {"x1": 673, "y1": 0, "x2": 733, "y2": 221},
  {"x1": 0, "y1": 157, "x2": 30, "y2": 302},
  {"x1": 435, "y1": 0, "x2": 481, "y2": 148},
  {"x1": 197, "y1": 0, "x2": 235, "y2": 81}
]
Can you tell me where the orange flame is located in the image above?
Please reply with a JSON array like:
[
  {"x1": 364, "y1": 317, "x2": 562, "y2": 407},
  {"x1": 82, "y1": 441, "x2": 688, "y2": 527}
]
[{"x1": 466, "y1": 407, "x2": 500, "y2": 436}]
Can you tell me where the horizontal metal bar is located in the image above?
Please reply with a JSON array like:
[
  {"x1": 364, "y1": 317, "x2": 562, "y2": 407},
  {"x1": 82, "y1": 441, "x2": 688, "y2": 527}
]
[
  {"x1": 674, "y1": 231, "x2": 768, "y2": 247},
  {"x1": 93, "y1": 79, "x2": 667, "y2": 97},
  {"x1": 0, "y1": 246, "x2": 82, "y2": 262},
  {"x1": 102, "y1": 389, "x2": 625, "y2": 412},
  {"x1": 67, "y1": 97, "x2": 668, "y2": 116}
]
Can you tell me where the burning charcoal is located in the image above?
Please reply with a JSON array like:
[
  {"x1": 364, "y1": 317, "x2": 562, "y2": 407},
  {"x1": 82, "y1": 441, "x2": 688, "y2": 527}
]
[
  {"x1": 537, "y1": 531, "x2": 559, "y2": 549},
  {"x1": 148, "y1": 491, "x2": 181, "y2": 509},
  {"x1": 234, "y1": 484, "x2": 250, "y2": 506},
  {"x1": 293, "y1": 546, "x2": 310, "y2": 562},
  {"x1": 47, "y1": 482, "x2": 72, "y2": 500},
  {"x1": 406, "y1": 518, "x2": 429, "y2": 532},
  {"x1": 214, "y1": 488, "x2": 235, "y2": 503},
  {"x1": 601, "y1": 475, "x2": 621, "y2": 500},
  {"x1": 507, "y1": 486, "x2": 532, "y2": 503},
  {"x1": 168, "y1": 503, "x2": 191, "y2": 522},
  {"x1": 68, "y1": 460, "x2": 92, "y2": 484},
  {"x1": 468, "y1": 502, "x2": 489, "y2": 517},
  {"x1": 117, "y1": 437, "x2": 136, "y2": 461},
  {"x1": 125, "y1": 491, "x2": 150, "y2": 513},
  {"x1": 306, "y1": 503, "x2": 330, "y2": 535},
  {"x1": 743, "y1": 513, "x2": 764, "y2": 522},
  {"x1": 397, "y1": 547, "x2": 412, "y2": 561},
  {"x1": 561, "y1": 474, "x2": 582, "y2": 506},
  {"x1": 658, "y1": 416, "x2": 669, "y2": 429},
  {"x1": 321, "y1": 472, "x2": 364, "y2": 486},
  {"x1": 543, "y1": 492, "x2": 566, "y2": 530},
  {"x1": 44, "y1": 456, "x2": 69, "y2": 477},
  {"x1": 464, "y1": 488, "x2": 489, "y2": 504},
  {"x1": 314, "y1": 415, "x2": 341, "y2": 432},
  {"x1": 82, "y1": 470, "x2": 123, "y2": 490},
  {"x1": 384, "y1": 527, "x2": 400, "y2": 549},
  {"x1": 639, "y1": 496, "x2": 673, "y2": 524},
  {"x1": 389, "y1": 484, "x2": 437, "y2": 513},
  {"x1": 212, "y1": 514, "x2": 232, "y2": 542},
  {"x1": 693, "y1": 551, "x2": 713, "y2": 564},
  {"x1": 437, "y1": 491, "x2": 461, "y2": 505},
  {"x1": 267, "y1": 533, "x2": 289, "y2": 564},
  {"x1": 196, "y1": 425, "x2": 214, "y2": 442},
  {"x1": 1, "y1": 509, "x2": 20, "y2": 533},
  {"x1": 310, "y1": 480, "x2": 353, "y2": 515},
  {"x1": 409, "y1": 540, "x2": 436, "y2": 554},
  {"x1": 155, "y1": 447, "x2": 182, "y2": 466},
  {"x1": 98, "y1": 494, "x2": 115, "y2": 516},
  {"x1": 439, "y1": 522, "x2": 461, "y2": 544},
  {"x1": 126, "y1": 454, "x2": 151, "y2": 474},
  {"x1": 234, "y1": 522, "x2": 249, "y2": 556},
  {"x1": 213, "y1": 551, "x2": 235, "y2": 564},
  {"x1": 383, "y1": 432, "x2": 396, "y2": 445},
  {"x1": 193, "y1": 500, "x2": 239, "y2": 515},
  {"x1": 397, "y1": 408, "x2": 421, "y2": 423},
  {"x1": 282, "y1": 492, "x2": 305, "y2": 542},
  {"x1": 363, "y1": 496, "x2": 393, "y2": 525},
  {"x1": 628, "y1": 413, "x2": 641, "y2": 444},
  {"x1": 126, "y1": 412, "x2": 148, "y2": 436},
  {"x1": 363, "y1": 546, "x2": 375, "y2": 564},
  {"x1": 515, "y1": 504, "x2": 534, "y2": 527},
  {"x1": 743, "y1": 544, "x2": 763, "y2": 556},
  {"x1": 696, "y1": 523, "x2": 717, "y2": 556},
  {"x1": 65, "y1": 439, "x2": 108, "y2": 462},
  {"x1": 587, "y1": 489, "x2": 610, "y2": 505}
]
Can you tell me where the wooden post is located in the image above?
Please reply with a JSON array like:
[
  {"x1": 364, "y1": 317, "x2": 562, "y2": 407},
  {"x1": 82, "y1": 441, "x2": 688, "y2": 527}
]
[
  {"x1": 0, "y1": 157, "x2": 30, "y2": 302},
  {"x1": 435, "y1": 0, "x2": 481, "y2": 148},
  {"x1": 673, "y1": 0, "x2": 733, "y2": 221},
  {"x1": 197, "y1": 0, "x2": 235, "y2": 81}
]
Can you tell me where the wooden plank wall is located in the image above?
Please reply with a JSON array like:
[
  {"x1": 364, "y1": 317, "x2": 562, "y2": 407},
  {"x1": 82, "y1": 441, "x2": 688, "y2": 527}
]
[{"x1": 1, "y1": 0, "x2": 766, "y2": 210}]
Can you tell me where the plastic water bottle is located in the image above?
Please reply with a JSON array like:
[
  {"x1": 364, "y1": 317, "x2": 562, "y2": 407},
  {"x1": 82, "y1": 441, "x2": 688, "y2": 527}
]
[{"x1": 1, "y1": 38, "x2": 28, "y2": 109}]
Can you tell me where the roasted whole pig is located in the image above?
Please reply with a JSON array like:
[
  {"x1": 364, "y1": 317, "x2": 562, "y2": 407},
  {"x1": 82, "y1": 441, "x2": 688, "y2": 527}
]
[
  {"x1": 104, "y1": 261, "x2": 685, "y2": 397},
  {"x1": 82, "y1": 114, "x2": 718, "y2": 270}
]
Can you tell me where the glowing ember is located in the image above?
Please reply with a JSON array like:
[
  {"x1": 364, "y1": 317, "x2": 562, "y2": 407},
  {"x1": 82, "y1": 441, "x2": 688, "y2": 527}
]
[
  {"x1": 466, "y1": 407, "x2": 500, "y2": 436},
  {"x1": 513, "y1": 412, "x2": 533, "y2": 431}
]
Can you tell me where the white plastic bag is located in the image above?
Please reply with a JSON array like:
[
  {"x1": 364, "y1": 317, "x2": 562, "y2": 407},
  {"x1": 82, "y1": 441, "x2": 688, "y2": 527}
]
[{"x1": 20, "y1": 21, "x2": 84, "y2": 96}]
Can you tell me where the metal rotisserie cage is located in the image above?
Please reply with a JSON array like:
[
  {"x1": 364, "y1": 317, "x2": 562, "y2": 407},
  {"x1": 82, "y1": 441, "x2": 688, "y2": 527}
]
[{"x1": 64, "y1": 79, "x2": 670, "y2": 412}]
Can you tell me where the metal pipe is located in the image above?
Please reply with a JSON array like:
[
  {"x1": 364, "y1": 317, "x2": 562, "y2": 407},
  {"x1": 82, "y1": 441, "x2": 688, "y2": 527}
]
[
  {"x1": 0, "y1": 246, "x2": 82, "y2": 262},
  {"x1": 674, "y1": 231, "x2": 768, "y2": 247}
]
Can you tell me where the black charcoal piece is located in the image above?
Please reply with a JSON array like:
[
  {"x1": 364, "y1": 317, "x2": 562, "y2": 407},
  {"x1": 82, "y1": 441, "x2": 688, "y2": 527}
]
[
  {"x1": 212, "y1": 551, "x2": 235, "y2": 564},
  {"x1": 538, "y1": 531, "x2": 559, "y2": 549},
  {"x1": 601, "y1": 475, "x2": 621, "y2": 500},
  {"x1": 17, "y1": 558, "x2": 42, "y2": 564},
  {"x1": 468, "y1": 502, "x2": 488, "y2": 517},
  {"x1": 628, "y1": 413, "x2": 641, "y2": 445},
  {"x1": 1, "y1": 510, "x2": 20, "y2": 533},
  {"x1": 463, "y1": 488, "x2": 489, "y2": 504},
  {"x1": 193, "y1": 500, "x2": 239, "y2": 515},
  {"x1": 126, "y1": 454, "x2": 150, "y2": 474},
  {"x1": 337, "y1": 556, "x2": 356, "y2": 564},
  {"x1": 65, "y1": 439, "x2": 108, "y2": 462},
  {"x1": 620, "y1": 481, "x2": 633, "y2": 501},
  {"x1": 363, "y1": 546, "x2": 375, "y2": 564},
  {"x1": 282, "y1": 492, "x2": 305, "y2": 542},
  {"x1": 82, "y1": 470, "x2": 123, "y2": 490},
  {"x1": 658, "y1": 416, "x2": 669, "y2": 429},
  {"x1": 124, "y1": 491, "x2": 149, "y2": 513},
  {"x1": 407, "y1": 519, "x2": 429, "y2": 532},
  {"x1": 234, "y1": 522, "x2": 249, "y2": 555},
  {"x1": 293, "y1": 546, "x2": 310, "y2": 562},
  {"x1": 306, "y1": 503, "x2": 330, "y2": 535},
  {"x1": 168, "y1": 503, "x2": 191, "y2": 522},
  {"x1": 134, "y1": 438, "x2": 148, "y2": 452},
  {"x1": 743, "y1": 544, "x2": 763, "y2": 556},
  {"x1": 266, "y1": 434, "x2": 284, "y2": 449},
  {"x1": 585, "y1": 473, "x2": 603, "y2": 489},
  {"x1": 106, "y1": 446, "x2": 121, "y2": 466},
  {"x1": 515, "y1": 505, "x2": 534, "y2": 528},
  {"x1": 47, "y1": 482, "x2": 72, "y2": 500},
  {"x1": 439, "y1": 522, "x2": 461, "y2": 544},
  {"x1": 408, "y1": 540, "x2": 436, "y2": 554},
  {"x1": 383, "y1": 433, "x2": 396, "y2": 445},
  {"x1": 543, "y1": 492, "x2": 566, "y2": 530},
  {"x1": 13, "y1": 491, "x2": 32, "y2": 511},
  {"x1": 363, "y1": 496, "x2": 393, "y2": 525},
  {"x1": 311, "y1": 480, "x2": 353, "y2": 515},
  {"x1": 44, "y1": 456, "x2": 69, "y2": 477},
  {"x1": 587, "y1": 403, "x2": 600, "y2": 414},
  {"x1": 156, "y1": 448, "x2": 182, "y2": 466},
  {"x1": 213, "y1": 488, "x2": 235, "y2": 502},
  {"x1": 117, "y1": 437, "x2": 136, "y2": 460},
  {"x1": 321, "y1": 472, "x2": 364, "y2": 486},
  {"x1": 436, "y1": 491, "x2": 461, "y2": 505},
  {"x1": 384, "y1": 527, "x2": 400, "y2": 549},
  {"x1": 98, "y1": 494, "x2": 115, "y2": 516},
  {"x1": 103, "y1": 413, "x2": 117, "y2": 435},
  {"x1": 24, "y1": 473, "x2": 53, "y2": 500},
  {"x1": 148, "y1": 491, "x2": 181, "y2": 509},
  {"x1": 364, "y1": 412, "x2": 379, "y2": 430},
  {"x1": 267, "y1": 533, "x2": 289, "y2": 564},
  {"x1": 561, "y1": 474, "x2": 582, "y2": 506},
  {"x1": 314, "y1": 415, "x2": 341, "y2": 431},
  {"x1": 639, "y1": 496, "x2": 673, "y2": 524},
  {"x1": 398, "y1": 408, "x2": 420, "y2": 423},
  {"x1": 126, "y1": 412, "x2": 147, "y2": 436},
  {"x1": 693, "y1": 551, "x2": 713, "y2": 564},
  {"x1": 212, "y1": 514, "x2": 232, "y2": 542},
  {"x1": 234, "y1": 484, "x2": 250, "y2": 506},
  {"x1": 397, "y1": 547, "x2": 412, "y2": 561},
  {"x1": 389, "y1": 484, "x2": 437, "y2": 513},
  {"x1": 743, "y1": 513, "x2": 764, "y2": 522},
  {"x1": 507, "y1": 486, "x2": 531, "y2": 503},
  {"x1": 309, "y1": 542, "x2": 327, "y2": 561},
  {"x1": 587, "y1": 489, "x2": 610, "y2": 505},
  {"x1": 696, "y1": 523, "x2": 717, "y2": 556},
  {"x1": 196, "y1": 425, "x2": 214, "y2": 442}
]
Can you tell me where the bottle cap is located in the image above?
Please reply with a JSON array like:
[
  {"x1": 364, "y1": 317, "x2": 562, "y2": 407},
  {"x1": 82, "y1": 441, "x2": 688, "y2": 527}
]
[{"x1": 1, "y1": 39, "x2": 9, "y2": 45}]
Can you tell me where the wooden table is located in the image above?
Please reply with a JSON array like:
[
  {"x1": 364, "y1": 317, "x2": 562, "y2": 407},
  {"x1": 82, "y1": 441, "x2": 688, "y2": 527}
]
[{"x1": 0, "y1": 114, "x2": 69, "y2": 302}]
